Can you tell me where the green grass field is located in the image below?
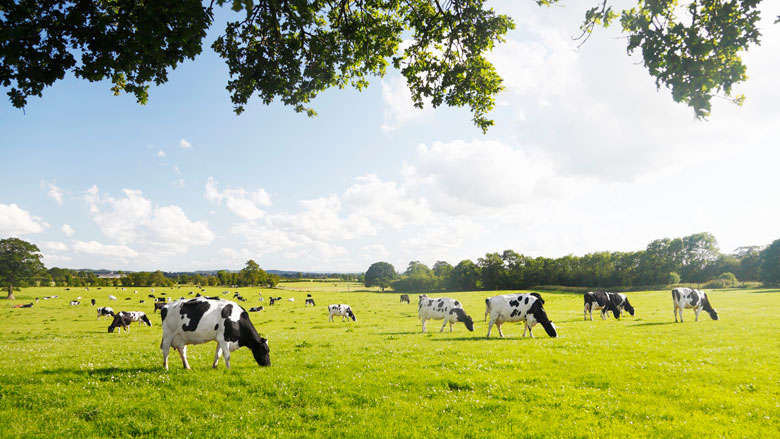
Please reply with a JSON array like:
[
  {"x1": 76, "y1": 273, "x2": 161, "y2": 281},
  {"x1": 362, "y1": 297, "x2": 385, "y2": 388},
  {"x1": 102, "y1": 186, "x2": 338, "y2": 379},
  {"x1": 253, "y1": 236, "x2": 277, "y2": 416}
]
[{"x1": 1, "y1": 284, "x2": 778, "y2": 438}]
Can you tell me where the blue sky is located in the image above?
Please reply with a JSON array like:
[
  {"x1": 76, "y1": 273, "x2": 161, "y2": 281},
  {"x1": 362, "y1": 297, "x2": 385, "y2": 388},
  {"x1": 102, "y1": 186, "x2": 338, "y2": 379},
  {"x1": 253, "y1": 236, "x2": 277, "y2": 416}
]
[{"x1": 2, "y1": 1, "x2": 779, "y2": 273}]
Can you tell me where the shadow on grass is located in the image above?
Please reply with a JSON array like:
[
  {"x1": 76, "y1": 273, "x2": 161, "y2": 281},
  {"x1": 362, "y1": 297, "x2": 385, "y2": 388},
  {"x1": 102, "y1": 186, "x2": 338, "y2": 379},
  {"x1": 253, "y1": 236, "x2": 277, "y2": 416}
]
[
  {"x1": 427, "y1": 335, "x2": 522, "y2": 342},
  {"x1": 747, "y1": 289, "x2": 780, "y2": 294},
  {"x1": 630, "y1": 321, "x2": 678, "y2": 327},
  {"x1": 39, "y1": 366, "x2": 162, "y2": 376},
  {"x1": 378, "y1": 331, "x2": 419, "y2": 336}
]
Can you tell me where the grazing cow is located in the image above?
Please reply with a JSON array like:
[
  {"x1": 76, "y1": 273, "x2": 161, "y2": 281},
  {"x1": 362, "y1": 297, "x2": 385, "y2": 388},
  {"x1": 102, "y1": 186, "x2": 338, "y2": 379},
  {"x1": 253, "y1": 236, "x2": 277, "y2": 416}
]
[
  {"x1": 400, "y1": 294, "x2": 410, "y2": 304},
  {"x1": 269, "y1": 297, "x2": 282, "y2": 305},
  {"x1": 154, "y1": 302, "x2": 166, "y2": 313},
  {"x1": 328, "y1": 304, "x2": 356, "y2": 322},
  {"x1": 97, "y1": 307, "x2": 115, "y2": 319},
  {"x1": 148, "y1": 294, "x2": 156, "y2": 299},
  {"x1": 69, "y1": 301, "x2": 80, "y2": 306},
  {"x1": 417, "y1": 295, "x2": 474, "y2": 333},
  {"x1": 306, "y1": 294, "x2": 312, "y2": 298},
  {"x1": 91, "y1": 298, "x2": 96, "y2": 306},
  {"x1": 108, "y1": 295, "x2": 117, "y2": 301},
  {"x1": 485, "y1": 293, "x2": 557, "y2": 338},
  {"x1": 584, "y1": 292, "x2": 635, "y2": 320},
  {"x1": 139, "y1": 300, "x2": 145, "y2": 303},
  {"x1": 156, "y1": 297, "x2": 167, "y2": 303},
  {"x1": 288, "y1": 298, "x2": 294, "y2": 302},
  {"x1": 11, "y1": 303, "x2": 34, "y2": 308},
  {"x1": 672, "y1": 288, "x2": 719, "y2": 322},
  {"x1": 108, "y1": 312, "x2": 133, "y2": 333},
  {"x1": 249, "y1": 306, "x2": 264, "y2": 312},
  {"x1": 305, "y1": 298, "x2": 315, "y2": 307},
  {"x1": 159, "y1": 297, "x2": 271, "y2": 369}
]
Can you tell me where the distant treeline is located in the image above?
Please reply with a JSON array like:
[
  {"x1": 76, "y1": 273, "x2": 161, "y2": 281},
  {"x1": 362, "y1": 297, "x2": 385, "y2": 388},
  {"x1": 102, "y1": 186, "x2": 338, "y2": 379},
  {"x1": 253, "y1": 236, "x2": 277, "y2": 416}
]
[
  {"x1": 41, "y1": 260, "x2": 281, "y2": 288},
  {"x1": 366, "y1": 233, "x2": 780, "y2": 293}
]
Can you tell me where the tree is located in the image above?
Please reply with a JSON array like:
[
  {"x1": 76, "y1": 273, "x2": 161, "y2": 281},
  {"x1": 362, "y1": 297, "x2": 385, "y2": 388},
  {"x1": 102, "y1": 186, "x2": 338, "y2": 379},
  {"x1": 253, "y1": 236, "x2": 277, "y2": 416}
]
[
  {"x1": 1, "y1": 1, "x2": 765, "y2": 129},
  {"x1": 240, "y1": 259, "x2": 268, "y2": 286},
  {"x1": 364, "y1": 262, "x2": 396, "y2": 291},
  {"x1": 446, "y1": 260, "x2": 481, "y2": 291},
  {"x1": 0, "y1": 238, "x2": 45, "y2": 300},
  {"x1": 759, "y1": 239, "x2": 780, "y2": 286}
]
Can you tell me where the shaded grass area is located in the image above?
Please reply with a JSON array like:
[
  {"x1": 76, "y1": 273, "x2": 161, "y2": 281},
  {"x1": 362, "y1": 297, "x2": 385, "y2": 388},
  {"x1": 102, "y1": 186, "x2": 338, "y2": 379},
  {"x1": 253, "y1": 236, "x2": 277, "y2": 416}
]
[{"x1": 1, "y1": 286, "x2": 779, "y2": 438}]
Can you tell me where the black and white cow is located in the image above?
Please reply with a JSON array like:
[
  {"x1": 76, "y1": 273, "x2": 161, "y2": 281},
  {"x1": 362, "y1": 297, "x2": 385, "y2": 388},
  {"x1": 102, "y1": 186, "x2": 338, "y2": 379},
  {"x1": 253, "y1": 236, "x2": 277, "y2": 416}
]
[
  {"x1": 69, "y1": 300, "x2": 80, "y2": 306},
  {"x1": 154, "y1": 302, "x2": 166, "y2": 313},
  {"x1": 584, "y1": 292, "x2": 635, "y2": 320},
  {"x1": 108, "y1": 295, "x2": 117, "y2": 301},
  {"x1": 417, "y1": 295, "x2": 474, "y2": 333},
  {"x1": 249, "y1": 306, "x2": 264, "y2": 312},
  {"x1": 305, "y1": 298, "x2": 315, "y2": 307},
  {"x1": 160, "y1": 297, "x2": 271, "y2": 369},
  {"x1": 672, "y1": 288, "x2": 719, "y2": 322},
  {"x1": 400, "y1": 294, "x2": 410, "y2": 304},
  {"x1": 485, "y1": 293, "x2": 557, "y2": 338},
  {"x1": 97, "y1": 307, "x2": 115, "y2": 319},
  {"x1": 269, "y1": 297, "x2": 282, "y2": 305},
  {"x1": 108, "y1": 311, "x2": 152, "y2": 333},
  {"x1": 328, "y1": 304, "x2": 356, "y2": 322},
  {"x1": 91, "y1": 298, "x2": 96, "y2": 306}
]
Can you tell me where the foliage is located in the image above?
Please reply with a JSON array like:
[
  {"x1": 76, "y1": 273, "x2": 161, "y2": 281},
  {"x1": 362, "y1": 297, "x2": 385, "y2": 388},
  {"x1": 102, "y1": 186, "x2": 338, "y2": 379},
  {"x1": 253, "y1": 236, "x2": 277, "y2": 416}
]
[
  {"x1": 0, "y1": 286, "x2": 778, "y2": 438},
  {"x1": 667, "y1": 271, "x2": 681, "y2": 284},
  {"x1": 0, "y1": 237, "x2": 45, "y2": 299},
  {"x1": 1, "y1": 1, "x2": 768, "y2": 127},
  {"x1": 581, "y1": 0, "x2": 763, "y2": 118},
  {"x1": 759, "y1": 239, "x2": 780, "y2": 285},
  {"x1": 364, "y1": 261, "x2": 396, "y2": 291}
]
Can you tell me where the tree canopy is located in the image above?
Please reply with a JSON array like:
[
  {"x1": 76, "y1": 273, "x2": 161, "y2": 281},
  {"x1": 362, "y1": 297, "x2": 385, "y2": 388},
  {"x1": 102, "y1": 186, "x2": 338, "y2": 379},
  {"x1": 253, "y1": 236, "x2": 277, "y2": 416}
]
[
  {"x1": 364, "y1": 261, "x2": 396, "y2": 291},
  {"x1": 0, "y1": 237, "x2": 45, "y2": 299},
  {"x1": 0, "y1": 1, "x2": 768, "y2": 129}
]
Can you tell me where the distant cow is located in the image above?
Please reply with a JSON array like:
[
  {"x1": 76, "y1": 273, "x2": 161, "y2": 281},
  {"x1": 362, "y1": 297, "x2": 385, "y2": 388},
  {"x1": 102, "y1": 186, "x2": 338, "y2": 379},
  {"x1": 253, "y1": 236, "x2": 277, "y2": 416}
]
[
  {"x1": 154, "y1": 302, "x2": 166, "y2": 313},
  {"x1": 672, "y1": 288, "x2": 718, "y2": 322},
  {"x1": 400, "y1": 294, "x2": 410, "y2": 304},
  {"x1": 108, "y1": 311, "x2": 152, "y2": 333},
  {"x1": 305, "y1": 298, "x2": 315, "y2": 307},
  {"x1": 584, "y1": 292, "x2": 635, "y2": 320},
  {"x1": 288, "y1": 298, "x2": 294, "y2": 302},
  {"x1": 269, "y1": 297, "x2": 282, "y2": 305},
  {"x1": 485, "y1": 293, "x2": 557, "y2": 338},
  {"x1": 328, "y1": 304, "x2": 356, "y2": 322},
  {"x1": 11, "y1": 303, "x2": 33, "y2": 308},
  {"x1": 97, "y1": 307, "x2": 115, "y2": 319},
  {"x1": 91, "y1": 298, "x2": 96, "y2": 306},
  {"x1": 108, "y1": 295, "x2": 117, "y2": 301},
  {"x1": 417, "y1": 295, "x2": 474, "y2": 333},
  {"x1": 160, "y1": 297, "x2": 271, "y2": 369},
  {"x1": 249, "y1": 306, "x2": 264, "y2": 312},
  {"x1": 69, "y1": 301, "x2": 80, "y2": 306}
]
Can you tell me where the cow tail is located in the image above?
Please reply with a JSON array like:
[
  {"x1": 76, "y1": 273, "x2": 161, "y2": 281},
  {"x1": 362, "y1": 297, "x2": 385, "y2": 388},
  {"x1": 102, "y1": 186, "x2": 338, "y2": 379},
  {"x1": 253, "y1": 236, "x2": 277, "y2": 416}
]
[{"x1": 484, "y1": 298, "x2": 491, "y2": 322}]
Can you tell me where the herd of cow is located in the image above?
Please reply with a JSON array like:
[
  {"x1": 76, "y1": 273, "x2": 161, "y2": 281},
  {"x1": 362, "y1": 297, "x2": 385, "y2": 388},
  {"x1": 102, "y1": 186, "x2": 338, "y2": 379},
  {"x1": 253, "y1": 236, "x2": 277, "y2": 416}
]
[{"x1": 20, "y1": 286, "x2": 719, "y2": 370}]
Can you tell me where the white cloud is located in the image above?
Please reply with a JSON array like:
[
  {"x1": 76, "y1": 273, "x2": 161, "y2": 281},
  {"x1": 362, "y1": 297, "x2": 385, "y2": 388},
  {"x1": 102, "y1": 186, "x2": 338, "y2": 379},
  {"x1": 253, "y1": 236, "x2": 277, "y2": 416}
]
[
  {"x1": 84, "y1": 186, "x2": 214, "y2": 256},
  {"x1": 173, "y1": 165, "x2": 181, "y2": 175},
  {"x1": 361, "y1": 244, "x2": 390, "y2": 260},
  {"x1": 73, "y1": 240, "x2": 139, "y2": 258},
  {"x1": 343, "y1": 174, "x2": 431, "y2": 228},
  {"x1": 205, "y1": 177, "x2": 271, "y2": 220},
  {"x1": 380, "y1": 76, "x2": 432, "y2": 132},
  {"x1": 0, "y1": 203, "x2": 49, "y2": 235},
  {"x1": 40, "y1": 241, "x2": 68, "y2": 252},
  {"x1": 400, "y1": 218, "x2": 487, "y2": 263},
  {"x1": 180, "y1": 138, "x2": 192, "y2": 149},
  {"x1": 62, "y1": 224, "x2": 75, "y2": 237},
  {"x1": 157, "y1": 150, "x2": 166, "y2": 158},
  {"x1": 41, "y1": 181, "x2": 65, "y2": 205}
]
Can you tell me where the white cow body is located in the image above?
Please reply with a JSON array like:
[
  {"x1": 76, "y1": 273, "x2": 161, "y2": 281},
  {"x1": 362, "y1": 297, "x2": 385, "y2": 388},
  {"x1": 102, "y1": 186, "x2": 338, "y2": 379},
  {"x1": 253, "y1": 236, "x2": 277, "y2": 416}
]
[
  {"x1": 672, "y1": 288, "x2": 719, "y2": 322},
  {"x1": 417, "y1": 295, "x2": 474, "y2": 333},
  {"x1": 485, "y1": 293, "x2": 557, "y2": 338},
  {"x1": 160, "y1": 297, "x2": 270, "y2": 370},
  {"x1": 328, "y1": 304, "x2": 356, "y2": 322}
]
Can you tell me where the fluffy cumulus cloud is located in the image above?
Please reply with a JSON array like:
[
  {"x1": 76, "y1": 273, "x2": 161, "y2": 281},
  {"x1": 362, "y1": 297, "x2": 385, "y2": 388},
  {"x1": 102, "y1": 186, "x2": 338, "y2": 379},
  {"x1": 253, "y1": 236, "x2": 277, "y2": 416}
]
[
  {"x1": 205, "y1": 177, "x2": 271, "y2": 220},
  {"x1": 380, "y1": 76, "x2": 432, "y2": 132},
  {"x1": 61, "y1": 224, "x2": 75, "y2": 237},
  {"x1": 84, "y1": 186, "x2": 214, "y2": 257},
  {"x1": 41, "y1": 180, "x2": 65, "y2": 205},
  {"x1": 157, "y1": 150, "x2": 166, "y2": 158},
  {"x1": 180, "y1": 138, "x2": 192, "y2": 149},
  {"x1": 40, "y1": 241, "x2": 68, "y2": 252},
  {"x1": 73, "y1": 240, "x2": 139, "y2": 259},
  {"x1": 343, "y1": 174, "x2": 431, "y2": 228},
  {"x1": 0, "y1": 203, "x2": 49, "y2": 235}
]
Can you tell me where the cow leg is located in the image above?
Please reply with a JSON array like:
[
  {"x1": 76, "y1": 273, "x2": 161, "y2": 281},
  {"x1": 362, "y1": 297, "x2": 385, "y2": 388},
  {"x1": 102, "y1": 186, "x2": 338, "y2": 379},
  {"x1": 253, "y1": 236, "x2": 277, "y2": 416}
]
[
  {"x1": 219, "y1": 342, "x2": 232, "y2": 369},
  {"x1": 526, "y1": 322, "x2": 535, "y2": 338},
  {"x1": 161, "y1": 339, "x2": 172, "y2": 370},
  {"x1": 328, "y1": 313, "x2": 333, "y2": 322},
  {"x1": 440, "y1": 319, "x2": 447, "y2": 332},
  {"x1": 213, "y1": 345, "x2": 223, "y2": 369},
  {"x1": 486, "y1": 319, "x2": 494, "y2": 338},
  {"x1": 497, "y1": 323, "x2": 504, "y2": 338},
  {"x1": 695, "y1": 308, "x2": 701, "y2": 322},
  {"x1": 600, "y1": 309, "x2": 607, "y2": 320},
  {"x1": 421, "y1": 318, "x2": 427, "y2": 333},
  {"x1": 584, "y1": 305, "x2": 588, "y2": 321},
  {"x1": 178, "y1": 346, "x2": 191, "y2": 370},
  {"x1": 449, "y1": 321, "x2": 454, "y2": 332}
]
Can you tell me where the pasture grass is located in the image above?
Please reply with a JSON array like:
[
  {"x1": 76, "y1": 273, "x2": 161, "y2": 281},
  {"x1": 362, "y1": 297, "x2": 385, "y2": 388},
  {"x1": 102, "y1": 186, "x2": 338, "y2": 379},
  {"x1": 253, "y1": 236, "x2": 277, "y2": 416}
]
[{"x1": 1, "y1": 284, "x2": 778, "y2": 438}]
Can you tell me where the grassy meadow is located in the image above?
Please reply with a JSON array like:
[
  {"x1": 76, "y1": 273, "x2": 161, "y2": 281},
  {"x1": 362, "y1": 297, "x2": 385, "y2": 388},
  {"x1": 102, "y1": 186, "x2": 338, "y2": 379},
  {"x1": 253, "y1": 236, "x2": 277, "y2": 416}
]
[{"x1": 1, "y1": 283, "x2": 778, "y2": 438}]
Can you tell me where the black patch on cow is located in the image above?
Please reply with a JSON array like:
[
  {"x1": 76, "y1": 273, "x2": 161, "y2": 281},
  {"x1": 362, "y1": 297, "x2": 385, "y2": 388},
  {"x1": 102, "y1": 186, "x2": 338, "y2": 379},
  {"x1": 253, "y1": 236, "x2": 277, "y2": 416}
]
[
  {"x1": 427, "y1": 299, "x2": 433, "y2": 306},
  {"x1": 140, "y1": 314, "x2": 152, "y2": 326},
  {"x1": 215, "y1": 324, "x2": 219, "y2": 330},
  {"x1": 689, "y1": 291, "x2": 700, "y2": 306},
  {"x1": 528, "y1": 300, "x2": 557, "y2": 338},
  {"x1": 510, "y1": 309, "x2": 521, "y2": 318},
  {"x1": 180, "y1": 299, "x2": 211, "y2": 332},
  {"x1": 509, "y1": 299, "x2": 519, "y2": 307},
  {"x1": 524, "y1": 296, "x2": 529, "y2": 305},
  {"x1": 673, "y1": 289, "x2": 681, "y2": 302},
  {"x1": 160, "y1": 307, "x2": 168, "y2": 321},
  {"x1": 454, "y1": 300, "x2": 460, "y2": 306},
  {"x1": 206, "y1": 296, "x2": 220, "y2": 300},
  {"x1": 530, "y1": 293, "x2": 544, "y2": 304},
  {"x1": 221, "y1": 304, "x2": 234, "y2": 319}
]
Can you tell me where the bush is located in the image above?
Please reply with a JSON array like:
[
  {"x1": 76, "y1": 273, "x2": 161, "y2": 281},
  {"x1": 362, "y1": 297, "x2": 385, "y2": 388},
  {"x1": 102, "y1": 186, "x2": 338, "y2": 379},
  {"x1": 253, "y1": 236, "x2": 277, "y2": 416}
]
[{"x1": 667, "y1": 272, "x2": 681, "y2": 285}]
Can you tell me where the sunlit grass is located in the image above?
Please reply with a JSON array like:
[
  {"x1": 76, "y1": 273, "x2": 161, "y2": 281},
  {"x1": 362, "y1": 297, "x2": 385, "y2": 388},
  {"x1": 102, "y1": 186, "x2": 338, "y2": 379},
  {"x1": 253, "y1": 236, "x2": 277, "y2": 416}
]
[{"x1": 1, "y1": 285, "x2": 778, "y2": 438}]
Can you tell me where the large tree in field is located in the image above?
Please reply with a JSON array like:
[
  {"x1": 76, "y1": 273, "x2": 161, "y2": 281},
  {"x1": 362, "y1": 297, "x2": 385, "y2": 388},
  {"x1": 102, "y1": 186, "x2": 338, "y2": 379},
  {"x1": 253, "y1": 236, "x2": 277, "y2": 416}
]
[
  {"x1": 0, "y1": 1, "x2": 766, "y2": 129},
  {"x1": 759, "y1": 239, "x2": 780, "y2": 286},
  {"x1": 0, "y1": 237, "x2": 45, "y2": 300},
  {"x1": 364, "y1": 262, "x2": 396, "y2": 291}
]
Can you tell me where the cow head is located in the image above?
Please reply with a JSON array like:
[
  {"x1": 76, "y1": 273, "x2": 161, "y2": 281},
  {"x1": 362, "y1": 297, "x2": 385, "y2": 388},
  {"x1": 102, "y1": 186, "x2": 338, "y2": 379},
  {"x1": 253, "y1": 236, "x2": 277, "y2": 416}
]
[
  {"x1": 702, "y1": 293, "x2": 719, "y2": 320},
  {"x1": 451, "y1": 308, "x2": 474, "y2": 332},
  {"x1": 542, "y1": 321, "x2": 558, "y2": 338},
  {"x1": 251, "y1": 338, "x2": 271, "y2": 367},
  {"x1": 346, "y1": 308, "x2": 357, "y2": 321},
  {"x1": 623, "y1": 298, "x2": 635, "y2": 316}
]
